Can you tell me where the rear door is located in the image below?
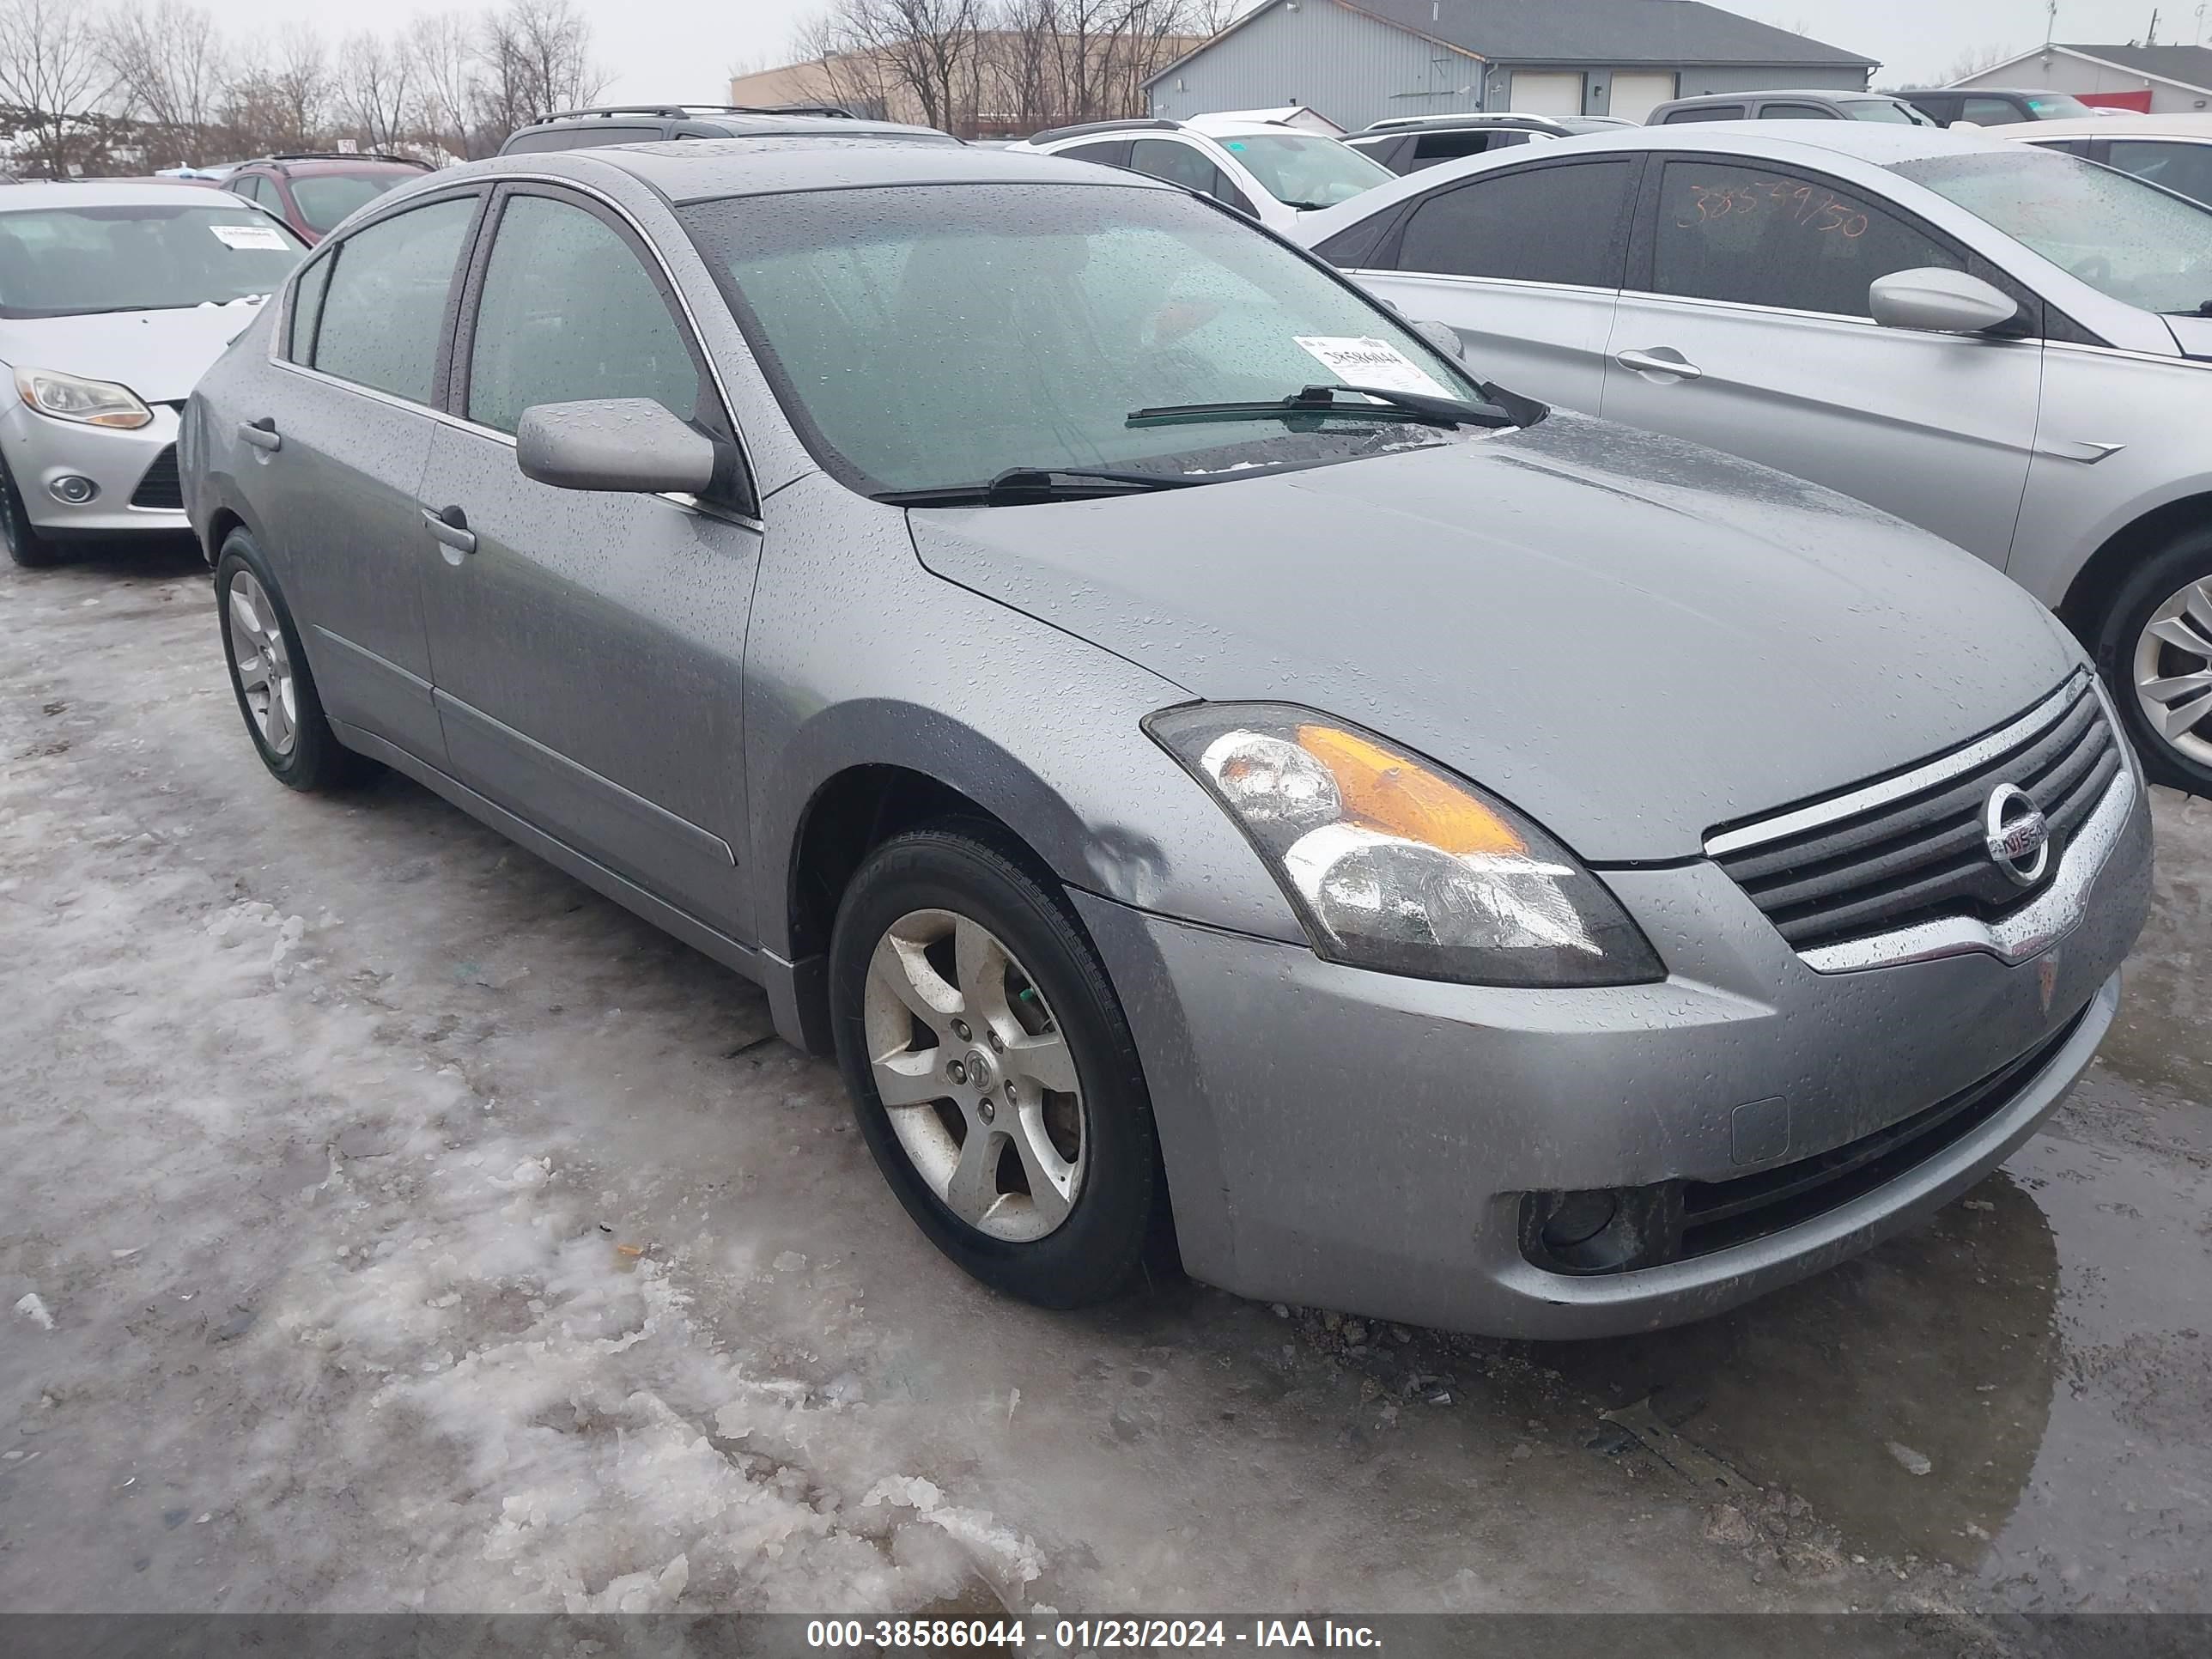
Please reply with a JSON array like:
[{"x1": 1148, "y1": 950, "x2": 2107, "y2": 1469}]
[
  {"x1": 416, "y1": 184, "x2": 762, "y2": 938},
  {"x1": 259, "y1": 190, "x2": 484, "y2": 759},
  {"x1": 1342, "y1": 155, "x2": 1639, "y2": 411},
  {"x1": 1600, "y1": 156, "x2": 2042, "y2": 567}
]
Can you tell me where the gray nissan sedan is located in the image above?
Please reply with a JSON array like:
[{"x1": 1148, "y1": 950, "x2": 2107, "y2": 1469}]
[{"x1": 179, "y1": 139, "x2": 2152, "y2": 1337}]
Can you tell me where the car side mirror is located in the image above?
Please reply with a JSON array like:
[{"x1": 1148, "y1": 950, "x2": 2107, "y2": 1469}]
[
  {"x1": 515, "y1": 398, "x2": 717, "y2": 495},
  {"x1": 1408, "y1": 317, "x2": 1468, "y2": 361},
  {"x1": 1869, "y1": 268, "x2": 2021, "y2": 335}
]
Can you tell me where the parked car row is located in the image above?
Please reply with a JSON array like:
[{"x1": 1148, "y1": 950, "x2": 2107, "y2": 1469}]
[
  {"x1": 143, "y1": 133, "x2": 2151, "y2": 1338},
  {"x1": 1297, "y1": 119, "x2": 2212, "y2": 799}
]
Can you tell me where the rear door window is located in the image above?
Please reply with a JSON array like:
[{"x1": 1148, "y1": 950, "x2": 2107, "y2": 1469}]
[
  {"x1": 1647, "y1": 160, "x2": 1961, "y2": 318},
  {"x1": 310, "y1": 195, "x2": 477, "y2": 404},
  {"x1": 1390, "y1": 158, "x2": 1636, "y2": 287},
  {"x1": 1408, "y1": 131, "x2": 1503, "y2": 168},
  {"x1": 1758, "y1": 102, "x2": 1838, "y2": 120},
  {"x1": 1055, "y1": 138, "x2": 1133, "y2": 168},
  {"x1": 1663, "y1": 105, "x2": 1744, "y2": 123},
  {"x1": 2103, "y1": 140, "x2": 2212, "y2": 207}
]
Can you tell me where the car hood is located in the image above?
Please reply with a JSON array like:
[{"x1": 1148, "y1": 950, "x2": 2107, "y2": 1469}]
[
  {"x1": 908, "y1": 414, "x2": 2081, "y2": 861},
  {"x1": 0, "y1": 298, "x2": 269, "y2": 403}
]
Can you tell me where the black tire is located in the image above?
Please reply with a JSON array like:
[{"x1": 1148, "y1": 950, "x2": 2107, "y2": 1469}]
[
  {"x1": 829, "y1": 822, "x2": 1172, "y2": 1309},
  {"x1": 215, "y1": 529, "x2": 370, "y2": 792},
  {"x1": 2092, "y1": 525, "x2": 2212, "y2": 797},
  {"x1": 0, "y1": 453, "x2": 63, "y2": 568}
]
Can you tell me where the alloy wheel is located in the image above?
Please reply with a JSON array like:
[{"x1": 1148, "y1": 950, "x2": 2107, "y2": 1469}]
[
  {"x1": 861, "y1": 908, "x2": 1086, "y2": 1243},
  {"x1": 2132, "y1": 575, "x2": 2212, "y2": 768},
  {"x1": 227, "y1": 570, "x2": 298, "y2": 757}
]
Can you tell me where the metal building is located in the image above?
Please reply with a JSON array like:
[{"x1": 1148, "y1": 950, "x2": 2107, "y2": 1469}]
[{"x1": 1143, "y1": 0, "x2": 1876, "y2": 130}]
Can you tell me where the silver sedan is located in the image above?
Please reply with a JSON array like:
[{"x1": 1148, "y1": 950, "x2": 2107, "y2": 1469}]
[
  {"x1": 1297, "y1": 122, "x2": 2212, "y2": 794},
  {"x1": 181, "y1": 139, "x2": 2148, "y2": 1337}
]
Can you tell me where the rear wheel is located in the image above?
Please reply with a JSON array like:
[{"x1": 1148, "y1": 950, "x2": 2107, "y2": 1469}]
[
  {"x1": 2095, "y1": 526, "x2": 2212, "y2": 795},
  {"x1": 0, "y1": 454, "x2": 62, "y2": 568},
  {"x1": 216, "y1": 529, "x2": 369, "y2": 792},
  {"x1": 829, "y1": 823, "x2": 1170, "y2": 1309}
]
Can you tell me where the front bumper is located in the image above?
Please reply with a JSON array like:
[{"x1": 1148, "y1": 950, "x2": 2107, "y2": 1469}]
[
  {"x1": 2, "y1": 398, "x2": 185, "y2": 536},
  {"x1": 1074, "y1": 770, "x2": 2152, "y2": 1339}
]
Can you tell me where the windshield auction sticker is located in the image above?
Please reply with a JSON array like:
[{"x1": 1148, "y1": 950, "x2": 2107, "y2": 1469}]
[
  {"x1": 210, "y1": 223, "x2": 289, "y2": 251},
  {"x1": 1292, "y1": 335, "x2": 1453, "y2": 398}
]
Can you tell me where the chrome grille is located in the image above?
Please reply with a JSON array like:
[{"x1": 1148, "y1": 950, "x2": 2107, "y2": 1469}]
[{"x1": 1708, "y1": 675, "x2": 2120, "y2": 956}]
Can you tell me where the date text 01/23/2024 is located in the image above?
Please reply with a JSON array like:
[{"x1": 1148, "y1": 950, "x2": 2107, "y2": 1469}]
[{"x1": 805, "y1": 1618, "x2": 1384, "y2": 1650}]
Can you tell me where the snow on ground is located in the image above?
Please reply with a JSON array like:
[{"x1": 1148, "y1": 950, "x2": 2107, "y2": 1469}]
[{"x1": 3, "y1": 547, "x2": 2209, "y2": 1618}]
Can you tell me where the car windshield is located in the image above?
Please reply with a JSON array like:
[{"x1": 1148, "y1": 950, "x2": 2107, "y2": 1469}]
[
  {"x1": 289, "y1": 171, "x2": 413, "y2": 234},
  {"x1": 1842, "y1": 99, "x2": 1921, "y2": 125},
  {"x1": 1212, "y1": 133, "x2": 1392, "y2": 208},
  {"x1": 1896, "y1": 149, "x2": 2212, "y2": 314},
  {"x1": 681, "y1": 182, "x2": 1492, "y2": 496},
  {"x1": 0, "y1": 201, "x2": 304, "y2": 318}
]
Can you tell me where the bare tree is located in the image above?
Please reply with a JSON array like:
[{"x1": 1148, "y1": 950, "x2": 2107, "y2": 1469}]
[
  {"x1": 0, "y1": 0, "x2": 108, "y2": 177},
  {"x1": 406, "y1": 12, "x2": 482, "y2": 159},
  {"x1": 480, "y1": 0, "x2": 608, "y2": 133},
  {"x1": 1941, "y1": 42, "x2": 2018, "y2": 84},
  {"x1": 99, "y1": 0, "x2": 224, "y2": 169},
  {"x1": 334, "y1": 30, "x2": 414, "y2": 154},
  {"x1": 799, "y1": 0, "x2": 987, "y2": 135},
  {"x1": 265, "y1": 24, "x2": 331, "y2": 150}
]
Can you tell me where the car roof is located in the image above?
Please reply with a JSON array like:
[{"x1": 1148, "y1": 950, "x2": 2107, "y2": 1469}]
[
  {"x1": 1664, "y1": 88, "x2": 1899, "y2": 104},
  {"x1": 0, "y1": 179, "x2": 244, "y2": 210},
  {"x1": 511, "y1": 111, "x2": 946, "y2": 143},
  {"x1": 475, "y1": 135, "x2": 1179, "y2": 204},
  {"x1": 2001, "y1": 112, "x2": 2212, "y2": 139},
  {"x1": 1896, "y1": 86, "x2": 2057, "y2": 96},
  {"x1": 255, "y1": 155, "x2": 428, "y2": 173}
]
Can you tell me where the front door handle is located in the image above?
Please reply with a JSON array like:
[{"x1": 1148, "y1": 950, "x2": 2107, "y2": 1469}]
[
  {"x1": 238, "y1": 417, "x2": 282, "y2": 452},
  {"x1": 1614, "y1": 347, "x2": 1704, "y2": 382},
  {"x1": 422, "y1": 505, "x2": 476, "y2": 560}
]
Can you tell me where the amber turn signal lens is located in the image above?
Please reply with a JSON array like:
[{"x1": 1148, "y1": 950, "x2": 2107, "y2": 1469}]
[{"x1": 1296, "y1": 724, "x2": 1527, "y2": 856}]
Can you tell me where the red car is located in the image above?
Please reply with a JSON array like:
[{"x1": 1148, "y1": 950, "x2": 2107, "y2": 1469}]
[{"x1": 220, "y1": 153, "x2": 434, "y2": 245}]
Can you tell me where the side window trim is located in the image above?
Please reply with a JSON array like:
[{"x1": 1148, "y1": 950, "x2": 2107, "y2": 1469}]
[
  {"x1": 450, "y1": 181, "x2": 756, "y2": 516},
  {"x1": 1376, "y1": 152, "x2": 1645, "y2": 289},
  {"x1": 1623, "y1": 153, "x2": 2055, "y2": 334}
]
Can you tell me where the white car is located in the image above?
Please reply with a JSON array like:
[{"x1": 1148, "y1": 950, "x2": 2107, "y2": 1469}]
[
  {"x1": 1008, "y1": 115, "x2": 1393, "y2": 235},
  {"x1": 1, "y1": 180, "x2": 304, "y2": 567},
  {"x1": 1295, "y1": 122, "x2": 2212, "y2": 793},
  {"x1": 1997, "y1": 112, "x2": 2212, "y2": 208}
]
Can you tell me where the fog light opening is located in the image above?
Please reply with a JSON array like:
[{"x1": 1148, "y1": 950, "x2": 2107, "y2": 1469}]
[
  {"x1": 49, "y1": 474, "x2": 98, "y2": 505},
  {"x1": 1540, "y1": 1189, "x2": 1618, "y2": 1250}
]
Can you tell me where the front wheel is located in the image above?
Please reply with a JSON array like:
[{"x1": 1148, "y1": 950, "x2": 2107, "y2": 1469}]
[
  {"x1": 216, "y1": 530, "x2": 369, "y2": 792},
  {"x1": 2095, "y1": 526, "x2": 2212, "y2": 795},
  {"x1": 829, "y1": 823, "x2": 1170, "y2": 1309}
]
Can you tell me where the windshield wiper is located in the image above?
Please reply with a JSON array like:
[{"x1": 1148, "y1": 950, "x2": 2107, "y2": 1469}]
[
  {"x1": 1128, "y1": 382, "x2": 1543, "y2": 431},
  {"x1": 876, "y1": 465, "x2": 1208, "y2": 507}
]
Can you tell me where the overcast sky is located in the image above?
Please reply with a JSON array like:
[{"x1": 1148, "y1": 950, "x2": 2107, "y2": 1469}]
[{"x1": 200, "y1": 0, "x2": 2209, "y2": 107}]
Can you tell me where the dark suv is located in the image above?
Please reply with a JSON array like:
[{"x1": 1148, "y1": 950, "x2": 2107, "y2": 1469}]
[
  {"x1": 1892, "y1": 88, "x2": 2102, "y2": 126},
  {"x1": 498, "y1": 104, "x2": 956, "y2": 155},
  {"x1": 222, "y1": 154, "x2": 434, "y2": 245}
]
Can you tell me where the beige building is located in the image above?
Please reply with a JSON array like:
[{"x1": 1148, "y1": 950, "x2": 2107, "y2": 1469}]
[{"x1": 731, "y1": 33, "x2": 1206, "y2": 137}]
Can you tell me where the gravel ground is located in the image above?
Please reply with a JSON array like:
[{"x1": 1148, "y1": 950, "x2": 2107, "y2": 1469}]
[{"x1": 3, "y1": 540, "x2": 2207, "y2": 1616}]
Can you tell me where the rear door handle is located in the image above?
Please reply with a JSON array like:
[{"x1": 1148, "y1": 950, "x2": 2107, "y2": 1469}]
[
  {"x1": 238, "y1": 417, "x2": 281, "y2": 452},
  {"x1": 422, "y1": 505, "x2": 476, "y2": 559},
  {"x1": 1613, "y1": 348, "x2": 1704, "y2": 382}
]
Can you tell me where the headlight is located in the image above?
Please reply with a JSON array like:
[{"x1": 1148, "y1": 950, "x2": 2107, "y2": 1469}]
[
  {"x1": 1148, "y1": 703, "x2": 1663, "y2": 988},
  {"x1": 15, "y1": 368, "x2": 154, "y2": 429}
]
